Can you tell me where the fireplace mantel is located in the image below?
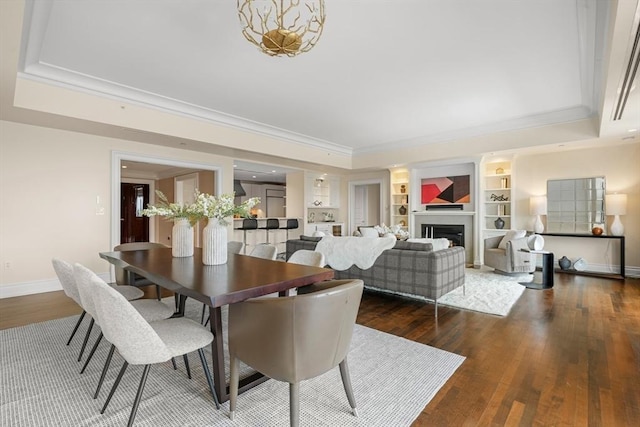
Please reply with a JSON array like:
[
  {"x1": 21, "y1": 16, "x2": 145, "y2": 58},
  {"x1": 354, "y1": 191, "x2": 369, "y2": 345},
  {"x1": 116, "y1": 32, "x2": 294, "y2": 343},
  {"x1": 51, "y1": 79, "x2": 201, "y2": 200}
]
[{"x1": 412, "y1": 211, "x2": 476, "y2": 216}]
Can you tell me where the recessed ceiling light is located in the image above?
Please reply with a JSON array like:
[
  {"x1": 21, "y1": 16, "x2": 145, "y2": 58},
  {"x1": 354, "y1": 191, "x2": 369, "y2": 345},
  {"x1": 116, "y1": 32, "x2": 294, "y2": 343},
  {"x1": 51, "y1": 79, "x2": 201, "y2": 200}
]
[
  {"x1": 252, "y1": 175, "x2": 257, "y2": 179},
  {"x1": 629, "y1": 129, "x2": 638, "y2": 132},
  {"x1": 233, "y1": 164, "x2": 237, "y2": 168},
  {"x1": 121, "y1": 165, "x2": 127, "y2": 169},
  {"x1": 271, "y1": 170, "x2": 276, "y2": 173}
]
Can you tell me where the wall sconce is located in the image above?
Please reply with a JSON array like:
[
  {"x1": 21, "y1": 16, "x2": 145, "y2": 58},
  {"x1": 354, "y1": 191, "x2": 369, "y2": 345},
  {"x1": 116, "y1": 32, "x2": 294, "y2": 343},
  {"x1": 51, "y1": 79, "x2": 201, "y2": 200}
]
[
  {"x1": 529, "y1": 196, "x2": 547, "y2": 234},
  {"x1": 606, "y1": 193, "x2": 627, "y2": 236}
]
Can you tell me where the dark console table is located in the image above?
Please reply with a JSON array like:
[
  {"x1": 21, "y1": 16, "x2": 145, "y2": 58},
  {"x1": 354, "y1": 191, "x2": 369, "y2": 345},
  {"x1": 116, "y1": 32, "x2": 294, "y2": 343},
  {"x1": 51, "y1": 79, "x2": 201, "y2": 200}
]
[{"x1": 540, "y1": 233, "x2": 625, "y2": 280}]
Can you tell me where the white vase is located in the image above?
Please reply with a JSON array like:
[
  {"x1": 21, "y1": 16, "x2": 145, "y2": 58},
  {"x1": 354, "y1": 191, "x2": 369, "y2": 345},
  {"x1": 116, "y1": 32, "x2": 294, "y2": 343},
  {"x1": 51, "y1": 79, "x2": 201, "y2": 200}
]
[
  {"x1": 203, "y1": 218, "x2": 227, "y2": 265},
  {"x1": 172, "y1": 218, "x2": 194, "y2": 257}
]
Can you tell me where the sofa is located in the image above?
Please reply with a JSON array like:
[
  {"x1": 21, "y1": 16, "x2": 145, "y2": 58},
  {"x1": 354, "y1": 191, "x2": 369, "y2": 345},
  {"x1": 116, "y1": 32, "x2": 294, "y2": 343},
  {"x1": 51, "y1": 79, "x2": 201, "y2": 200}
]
[{"x1": 286, "y1": 236, "x2": 466, "y2": 317}]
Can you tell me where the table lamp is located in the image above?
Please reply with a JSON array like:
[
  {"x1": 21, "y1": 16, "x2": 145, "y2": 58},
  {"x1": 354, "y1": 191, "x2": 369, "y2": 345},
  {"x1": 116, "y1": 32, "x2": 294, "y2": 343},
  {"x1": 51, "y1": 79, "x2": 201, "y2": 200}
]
[
  {"x1": 606, "y1": 193, "x2": 627, "y2": 236},
  {"x1": 530, "y1": 196, "x2": 547, "y2": 234}
]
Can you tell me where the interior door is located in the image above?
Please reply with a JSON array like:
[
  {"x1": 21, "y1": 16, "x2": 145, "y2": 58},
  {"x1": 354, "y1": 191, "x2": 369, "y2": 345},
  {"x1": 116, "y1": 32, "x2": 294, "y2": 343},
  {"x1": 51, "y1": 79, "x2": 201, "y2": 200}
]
[
  {"x1": 354, "y1": 185, "x2": 368, "y2": 228},
  {"x1": 120, "y1": 183, "x2": 150, "y2": 243}
]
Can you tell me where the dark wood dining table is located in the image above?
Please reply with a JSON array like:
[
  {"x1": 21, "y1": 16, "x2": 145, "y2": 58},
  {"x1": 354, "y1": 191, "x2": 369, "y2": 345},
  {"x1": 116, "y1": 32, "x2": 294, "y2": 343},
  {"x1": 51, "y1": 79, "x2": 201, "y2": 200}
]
[{"x1": 99, "y1": 247, "x2": 334, "y2": 402}]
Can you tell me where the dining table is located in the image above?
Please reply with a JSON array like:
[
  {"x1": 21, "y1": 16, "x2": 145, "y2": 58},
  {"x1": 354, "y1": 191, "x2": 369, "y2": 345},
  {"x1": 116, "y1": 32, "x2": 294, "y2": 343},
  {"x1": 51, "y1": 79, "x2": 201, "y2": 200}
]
[{"x1": 99, "y1": 247, "x2": 335, "y2": 402}]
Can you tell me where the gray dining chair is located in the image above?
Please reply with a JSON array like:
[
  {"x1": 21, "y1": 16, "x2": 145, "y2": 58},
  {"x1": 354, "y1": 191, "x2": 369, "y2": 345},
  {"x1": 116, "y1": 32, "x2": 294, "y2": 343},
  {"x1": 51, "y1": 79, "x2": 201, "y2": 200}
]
[
  {"x1": 249, "y1": 243, "x2": 278, "y2": 260},
  {"x1": 74, "y1": 263, "x2": 220, "y2": 426},
  {"x1": 228, "y1": 279, "x2": 364, "y2": 426},
  {"x1": 287, "y1": 249, "x2": 325, "y2": 267},
  {"x1": 52, "y1": 258, "x2": 145, "y2": 362},
  {"x1": 114, "y1": 242, "x2": 168, "y2": 300},
  {"x1": 54, "y1": 259, "x2": 173, "y2": 393},
  {"x1": 227, "y1": 240, "x2": 244, "y2": 254}
]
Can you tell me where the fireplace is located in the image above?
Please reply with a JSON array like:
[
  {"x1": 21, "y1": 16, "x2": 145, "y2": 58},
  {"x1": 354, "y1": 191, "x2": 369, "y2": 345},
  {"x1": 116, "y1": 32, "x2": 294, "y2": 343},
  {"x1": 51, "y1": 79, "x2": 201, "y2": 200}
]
[{"x1": 422, "y1": 224, "x2": 465, "y2": 247}]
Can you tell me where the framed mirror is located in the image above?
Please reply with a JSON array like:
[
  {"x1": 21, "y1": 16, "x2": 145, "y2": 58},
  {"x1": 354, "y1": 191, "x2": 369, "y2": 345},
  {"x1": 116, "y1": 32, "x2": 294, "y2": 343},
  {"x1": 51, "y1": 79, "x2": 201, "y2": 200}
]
[{"x1": 546, "y1": 177, "x2": 605, "y2": 233}]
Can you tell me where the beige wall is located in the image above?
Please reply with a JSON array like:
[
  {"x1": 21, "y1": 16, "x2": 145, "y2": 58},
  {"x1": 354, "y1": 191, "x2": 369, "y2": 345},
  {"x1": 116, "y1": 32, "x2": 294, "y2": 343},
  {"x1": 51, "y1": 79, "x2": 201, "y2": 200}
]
[
  {"x1": 0, "y1": 120, "x2": 233, "y2": 295},
  {"x1": 513, "y1": 143, "x2": 639, "y2": 272}
]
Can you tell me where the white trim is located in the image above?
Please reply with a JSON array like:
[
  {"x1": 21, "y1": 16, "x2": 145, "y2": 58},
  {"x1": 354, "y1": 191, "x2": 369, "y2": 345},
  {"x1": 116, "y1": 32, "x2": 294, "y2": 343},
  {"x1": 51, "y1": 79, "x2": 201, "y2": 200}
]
[{"x1": 0, "y1": 273, "x2": 111, "y2": 299}]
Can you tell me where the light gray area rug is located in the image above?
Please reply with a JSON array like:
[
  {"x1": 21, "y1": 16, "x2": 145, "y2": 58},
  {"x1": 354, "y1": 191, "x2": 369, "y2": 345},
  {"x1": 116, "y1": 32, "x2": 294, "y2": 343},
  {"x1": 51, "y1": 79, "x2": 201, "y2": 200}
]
[
  {"x1": 438, "y1": 267, "x2": 531, "y2": 316},
  {"x1": 1, "y1": 299, "x2": 465, "y2": 426}
]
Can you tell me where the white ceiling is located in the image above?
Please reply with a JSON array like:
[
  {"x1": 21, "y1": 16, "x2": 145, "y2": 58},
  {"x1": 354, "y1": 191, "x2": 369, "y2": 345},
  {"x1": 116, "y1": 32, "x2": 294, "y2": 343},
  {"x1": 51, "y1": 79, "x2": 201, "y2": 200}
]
[{"x1": 2, "y1": 0, "x2": 639, "y2": 170}]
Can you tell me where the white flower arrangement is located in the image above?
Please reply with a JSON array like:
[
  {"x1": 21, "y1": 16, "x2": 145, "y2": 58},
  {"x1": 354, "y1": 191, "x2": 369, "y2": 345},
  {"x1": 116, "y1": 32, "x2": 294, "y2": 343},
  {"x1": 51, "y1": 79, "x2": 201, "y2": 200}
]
[
  {"x1": 195, "y1": 191, "x2": 260, "y2": 226},
  {"x1": 143, "y1": 190, "x2": 260, "y2": 227},
  {"x1": 142, "y1": 190, "x2": 203, "y2": 226},
  {"x1": 374, "y1": 223, "x2": 410, "y2": 239}
]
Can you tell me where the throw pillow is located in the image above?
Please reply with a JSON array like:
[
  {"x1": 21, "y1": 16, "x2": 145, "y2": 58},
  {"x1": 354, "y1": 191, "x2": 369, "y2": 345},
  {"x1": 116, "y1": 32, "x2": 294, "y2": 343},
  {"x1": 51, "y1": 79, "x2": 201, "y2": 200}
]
[{"x1": 498, "y1": 230, "x2": 526, "y2": 249}]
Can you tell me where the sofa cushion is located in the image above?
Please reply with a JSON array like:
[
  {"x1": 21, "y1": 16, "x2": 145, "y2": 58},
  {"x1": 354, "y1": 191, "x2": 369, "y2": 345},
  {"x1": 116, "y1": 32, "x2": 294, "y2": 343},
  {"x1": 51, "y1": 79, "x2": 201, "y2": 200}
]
[
  {"x1": 393, "y1": 241, "x2": 433, "y2": 252},
  {"x1": 498, "y1": 230, "x2": 526, "y2": 249}
]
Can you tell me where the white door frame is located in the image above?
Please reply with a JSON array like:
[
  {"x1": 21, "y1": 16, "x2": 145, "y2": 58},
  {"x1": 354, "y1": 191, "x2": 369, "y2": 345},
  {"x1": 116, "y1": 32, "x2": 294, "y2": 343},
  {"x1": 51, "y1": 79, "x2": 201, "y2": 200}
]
[
  {"x1": 111, "y1": 152, "x2": 223, "y2": 252},
  {"x1": 348, "y1": 178, "x2": 385, "y2": 236}
]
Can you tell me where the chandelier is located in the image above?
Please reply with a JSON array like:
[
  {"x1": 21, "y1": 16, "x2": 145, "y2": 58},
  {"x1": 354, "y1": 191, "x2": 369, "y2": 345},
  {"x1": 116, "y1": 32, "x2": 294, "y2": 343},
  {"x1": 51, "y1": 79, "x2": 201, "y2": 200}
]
[{"x1": 237, "y1": 0, "x2": 326, "y2": 57}]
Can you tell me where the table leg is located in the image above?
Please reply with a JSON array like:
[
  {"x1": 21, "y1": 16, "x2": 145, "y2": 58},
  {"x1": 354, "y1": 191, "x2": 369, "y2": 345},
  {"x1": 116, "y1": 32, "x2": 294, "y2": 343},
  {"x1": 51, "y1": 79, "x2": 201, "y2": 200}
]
[{"x1": 208, "y1": 306, "x2": 227, "y2": 402}]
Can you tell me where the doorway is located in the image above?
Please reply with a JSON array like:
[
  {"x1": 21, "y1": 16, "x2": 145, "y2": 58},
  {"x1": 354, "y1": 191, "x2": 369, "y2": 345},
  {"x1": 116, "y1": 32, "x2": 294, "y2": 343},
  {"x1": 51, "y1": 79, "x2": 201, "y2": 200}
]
[
  {"x1": 349, "y1": 179, "x2": 384, "y2": 235},
  {"x1": 120, "y1": 183, "x2": 150, "y2": 243}
]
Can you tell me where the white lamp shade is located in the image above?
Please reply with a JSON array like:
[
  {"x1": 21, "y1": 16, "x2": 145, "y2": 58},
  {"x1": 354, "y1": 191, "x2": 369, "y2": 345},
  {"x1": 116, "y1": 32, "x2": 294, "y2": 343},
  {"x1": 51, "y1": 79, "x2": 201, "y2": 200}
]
[
  {"x1": 606, "y1": 194, "x2": 627, "y2": 215},
  {"x1": 529, "y1": 196, "x2": 547, "y2": 215}
]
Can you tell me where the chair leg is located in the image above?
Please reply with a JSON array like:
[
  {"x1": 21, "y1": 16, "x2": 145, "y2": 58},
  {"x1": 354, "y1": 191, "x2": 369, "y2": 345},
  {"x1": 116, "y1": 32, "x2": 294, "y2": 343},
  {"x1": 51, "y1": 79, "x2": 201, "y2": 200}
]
[
  {"x1": 80, "y1": 332, "x2": 103, "y2": 374},
  {"x1": 67, "y1": 310, "x2": 86, "y2": 345},
  {"x1": 290, "y1": 382, "x2": 300, "y2": 427},
  {"x1": 127, "y1": 365, "x2": 151, "y2": 427},
  {"x1": 101, "y1": 361, "x2": 129, "y2": 414},
  {"x1": 200, "y1": 304, "x2": 206, "y2": 324},
  {"x1": 183, "y1": 354, "x2": 191, "y2": 379},
  {"x1": 78, "y1": 318, "x2": 95, "y2": 362},
  {"x1": 434, "y1": 299, "x2": 438, "y2": 318},
  {"x1": 198, "y1": 349, "x2": 220, "y2": 409},
  {"x1": 94, "y1": 344, "x2": 116, "y2": 399},
  {"x1": 338, "y1": 358, "x2": 358, "y2": 416},
  {"x1": 229, "y1": 355, "x2": 240, "y2": 419},
  {"x1": 171, "y1": 358, "x2": 177, "y2": 370},
  {"x1": 155, "y1": 284, "x2": 162, "y2": 301}
]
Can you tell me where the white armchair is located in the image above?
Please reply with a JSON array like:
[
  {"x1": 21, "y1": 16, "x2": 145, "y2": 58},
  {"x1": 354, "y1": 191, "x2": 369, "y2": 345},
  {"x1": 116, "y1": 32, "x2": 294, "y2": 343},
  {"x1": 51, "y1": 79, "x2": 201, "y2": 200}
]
[{"x1": 484, "y1": 232, "x2": 536, "y2": 274}]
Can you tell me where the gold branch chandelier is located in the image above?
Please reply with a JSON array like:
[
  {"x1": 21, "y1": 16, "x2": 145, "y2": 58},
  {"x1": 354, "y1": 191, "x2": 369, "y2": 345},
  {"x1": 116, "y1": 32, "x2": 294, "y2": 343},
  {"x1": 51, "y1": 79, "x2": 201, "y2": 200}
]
[{"x1": 237, "y1": 0, "x2": 326, "y2": 57}]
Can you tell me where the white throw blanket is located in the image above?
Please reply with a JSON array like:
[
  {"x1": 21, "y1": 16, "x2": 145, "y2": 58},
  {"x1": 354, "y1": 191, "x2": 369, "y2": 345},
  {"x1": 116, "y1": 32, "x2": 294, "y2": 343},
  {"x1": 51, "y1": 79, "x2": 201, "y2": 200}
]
[{"x1": 315, "y1": 235, "x2": 397, "y2": 270}]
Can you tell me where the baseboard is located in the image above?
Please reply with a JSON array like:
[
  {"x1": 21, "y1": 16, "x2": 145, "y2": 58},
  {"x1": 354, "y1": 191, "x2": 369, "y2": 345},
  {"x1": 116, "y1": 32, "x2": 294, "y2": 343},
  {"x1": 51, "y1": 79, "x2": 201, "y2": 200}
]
[{"x1": 0, "y1": 272, "x2": 111, "y2": 299}]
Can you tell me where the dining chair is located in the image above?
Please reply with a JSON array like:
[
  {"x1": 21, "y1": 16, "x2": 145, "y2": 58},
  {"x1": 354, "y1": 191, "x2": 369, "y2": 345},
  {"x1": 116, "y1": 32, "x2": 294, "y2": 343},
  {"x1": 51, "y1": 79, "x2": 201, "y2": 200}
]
[
  {"x1": 114, "y1": 242, "x2": 169, "y2": 300},
  {"x1": 74, "y1": 263, "x2": 220, "y2": 426},
  {"x1": 227, "y1": 240, "x2": 244, "y2": 254},
  {"x1": 249, "y1": 243, "x2": 277, "y2": 260},
  {"x1": 287, "y1": 249, "x2": 325, "y2": 267},
  {"x1": 52, "y1": 258, "x2": 145, "y2": 362},
  {"x1": 228, "y1": 279, "x2": 364, "y2": 426},
  {"x1": 54, "y1": 259, "x2": 173, "y2": 384}
]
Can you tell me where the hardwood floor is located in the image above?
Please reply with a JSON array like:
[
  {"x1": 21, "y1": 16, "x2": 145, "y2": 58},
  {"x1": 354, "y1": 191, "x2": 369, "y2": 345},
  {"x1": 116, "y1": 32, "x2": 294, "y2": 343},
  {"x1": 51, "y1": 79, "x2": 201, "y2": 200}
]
[{"x1": 1, "y1": 272, "x2": 638, "y2": 426}]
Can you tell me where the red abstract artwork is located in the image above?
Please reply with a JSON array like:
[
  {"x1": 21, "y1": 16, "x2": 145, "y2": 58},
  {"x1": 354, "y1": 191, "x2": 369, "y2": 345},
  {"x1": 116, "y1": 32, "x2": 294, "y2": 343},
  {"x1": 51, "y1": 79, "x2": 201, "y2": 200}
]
[{"x1": 421, "y1": 175, "x2": 470, "y2": 204}]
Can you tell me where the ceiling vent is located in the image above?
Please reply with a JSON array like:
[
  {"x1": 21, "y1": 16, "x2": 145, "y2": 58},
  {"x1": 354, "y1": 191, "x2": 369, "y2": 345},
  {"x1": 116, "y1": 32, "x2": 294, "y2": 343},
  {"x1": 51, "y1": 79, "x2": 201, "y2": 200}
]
[{"x1": 613, "y1": 19, "x2": 640, "y2": 120}]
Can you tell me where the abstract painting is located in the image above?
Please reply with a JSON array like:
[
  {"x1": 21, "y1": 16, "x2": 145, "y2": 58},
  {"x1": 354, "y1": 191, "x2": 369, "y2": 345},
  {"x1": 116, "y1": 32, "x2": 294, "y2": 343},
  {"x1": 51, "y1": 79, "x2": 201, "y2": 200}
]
[{"x1": 421, "y1": 175, "x2": 470, "y2": 204}]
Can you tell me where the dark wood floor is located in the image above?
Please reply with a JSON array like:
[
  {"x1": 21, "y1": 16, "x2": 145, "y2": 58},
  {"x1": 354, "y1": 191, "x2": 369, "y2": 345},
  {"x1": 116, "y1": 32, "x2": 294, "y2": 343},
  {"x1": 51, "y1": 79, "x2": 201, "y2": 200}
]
[{"x1": 1, "y1": 271, "x2": 638, "y2": 426}]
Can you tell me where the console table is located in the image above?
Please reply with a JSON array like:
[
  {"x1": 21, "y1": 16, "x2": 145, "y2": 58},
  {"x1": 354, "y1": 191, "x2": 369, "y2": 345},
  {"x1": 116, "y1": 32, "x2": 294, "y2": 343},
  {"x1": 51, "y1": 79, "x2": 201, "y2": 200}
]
[{"x1": 540, "y1": 233, "x2": 625, "y2": 280}]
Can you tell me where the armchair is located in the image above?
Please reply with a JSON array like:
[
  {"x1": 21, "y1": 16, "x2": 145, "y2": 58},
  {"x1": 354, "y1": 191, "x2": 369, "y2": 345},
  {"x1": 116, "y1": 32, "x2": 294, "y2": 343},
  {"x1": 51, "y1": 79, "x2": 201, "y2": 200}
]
[{"x1": 484, "y1": 233, "x2": 535, "y2": 274}]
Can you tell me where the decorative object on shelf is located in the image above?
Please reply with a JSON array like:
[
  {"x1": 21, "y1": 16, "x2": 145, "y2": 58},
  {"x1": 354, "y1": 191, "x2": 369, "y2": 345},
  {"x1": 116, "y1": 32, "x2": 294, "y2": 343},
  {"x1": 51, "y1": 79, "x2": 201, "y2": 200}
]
[
  {"x1": 400, "y1": 184, "x2": 406, "y2": 193},
  {"x1": 237, "y1": 0, "x2": 325, "y2": 57},
  {"x1": 592, "y1": 226, "x2": 604, "y2": 236},
  {"x1": 558, "y1": 256, "x2": 571, "y2": 270},
  {"x1": 495, "y1": 167, "x2": 504, "y2": 174},
  {"x1": 313, "y1": 200, "x2": 322, "y2": 206},
  {"x1": 195, "y1": 192, "x2": 260, "y2": 265},
  {"x1": 527, "y1": 235, "x2": 545, "y2": 251},
  {"x1": 494, "y1": 217, "x2": 505, "y2": 229},
  {"x1": 500, "y1": 177, "x2": 508, "y2": 189},
  {"x1": 308, "y1": 212, "x2": 315, "y2": 223},
  {"x1": 498, "y1": 204, "x2": 506, "y2": 216},
  {"x1": 142, "y1": 190, "x2": 203, "y2": 258},
  {"x1": 399, "y1": 205, "x2": 407, "y2": 215},
  {"x1": 606, "y1": 193, "x2": 627, "y2": 236},
  {"x1": 573, "y1": 257, "x2": 587, "y2": 271},
  {"x1": 323, "y1": 212, "x2": 334, "y2": 222},
  {"x1": 529, "y1": 196, "x2": 547, "y2": 234},
  {"x1": 490, "y1": 193, "x2": 509, "y2": 201},
  {"x1": 400, "y1": 220, "x2": 406, "y2": 226}
]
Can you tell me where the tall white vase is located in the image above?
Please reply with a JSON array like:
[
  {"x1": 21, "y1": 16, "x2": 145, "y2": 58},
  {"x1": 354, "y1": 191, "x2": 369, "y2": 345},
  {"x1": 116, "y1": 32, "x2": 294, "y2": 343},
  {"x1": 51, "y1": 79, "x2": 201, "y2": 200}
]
[
  {"x1": 172, "y1": 218, "x2": 194, "y2": 257},
  {"x1": 203, "y1": 218, "x2": 228, "y2": 265}
]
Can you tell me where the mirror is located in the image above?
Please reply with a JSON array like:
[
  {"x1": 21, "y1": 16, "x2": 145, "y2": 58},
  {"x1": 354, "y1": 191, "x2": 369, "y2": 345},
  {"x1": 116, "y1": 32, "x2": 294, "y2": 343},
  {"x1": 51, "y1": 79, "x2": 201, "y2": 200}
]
[{"x1": 546, "y1": 177, "x2": 605, "y2": 233}]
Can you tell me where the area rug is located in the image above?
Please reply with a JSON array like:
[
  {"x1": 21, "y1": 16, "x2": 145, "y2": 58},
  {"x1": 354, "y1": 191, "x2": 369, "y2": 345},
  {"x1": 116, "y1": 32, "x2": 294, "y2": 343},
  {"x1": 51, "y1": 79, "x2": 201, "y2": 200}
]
[
  {"x1": 437, "y1": 267, "x2": 531, "y2": 316},
  {"x1": 1, "y1": 299, "x2": 465, "y2": 426}
]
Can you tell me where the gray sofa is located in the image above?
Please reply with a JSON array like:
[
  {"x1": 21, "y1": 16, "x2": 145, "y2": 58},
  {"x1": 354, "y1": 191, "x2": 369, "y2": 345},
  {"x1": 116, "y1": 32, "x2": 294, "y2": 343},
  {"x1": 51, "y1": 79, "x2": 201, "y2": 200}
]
[{"x1": 286, "y1": 237, "x2": 466, "y2": 317}]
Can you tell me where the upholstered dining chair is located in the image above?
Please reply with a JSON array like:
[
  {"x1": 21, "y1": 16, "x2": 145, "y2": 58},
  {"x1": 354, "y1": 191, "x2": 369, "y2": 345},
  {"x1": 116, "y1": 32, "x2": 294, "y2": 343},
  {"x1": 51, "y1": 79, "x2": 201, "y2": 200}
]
[
  {"x1": 53, "y1": 259, "x2": 173, "y2": 384},
  {"x1": 227, "y1": 240, "x2": 244, "y2": 254},
  {"x1": 52, "y1": 258, "x2": 145, "y2": 362},
  {"x1": 287, "y1": 249, "x2": 325, "y2": 267},
  {"x1": 249, "y1": 243, "x2": 278, "y2": 260},
  {"x1": 74, "y1": 263, "x2": 220, "y2": 426},
  {"x1": 228, "y1": 279, "x2": 364, "y2": 426},
  {"x1": 114, "y1": 242, "x2": 168, "y2": 300}
]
